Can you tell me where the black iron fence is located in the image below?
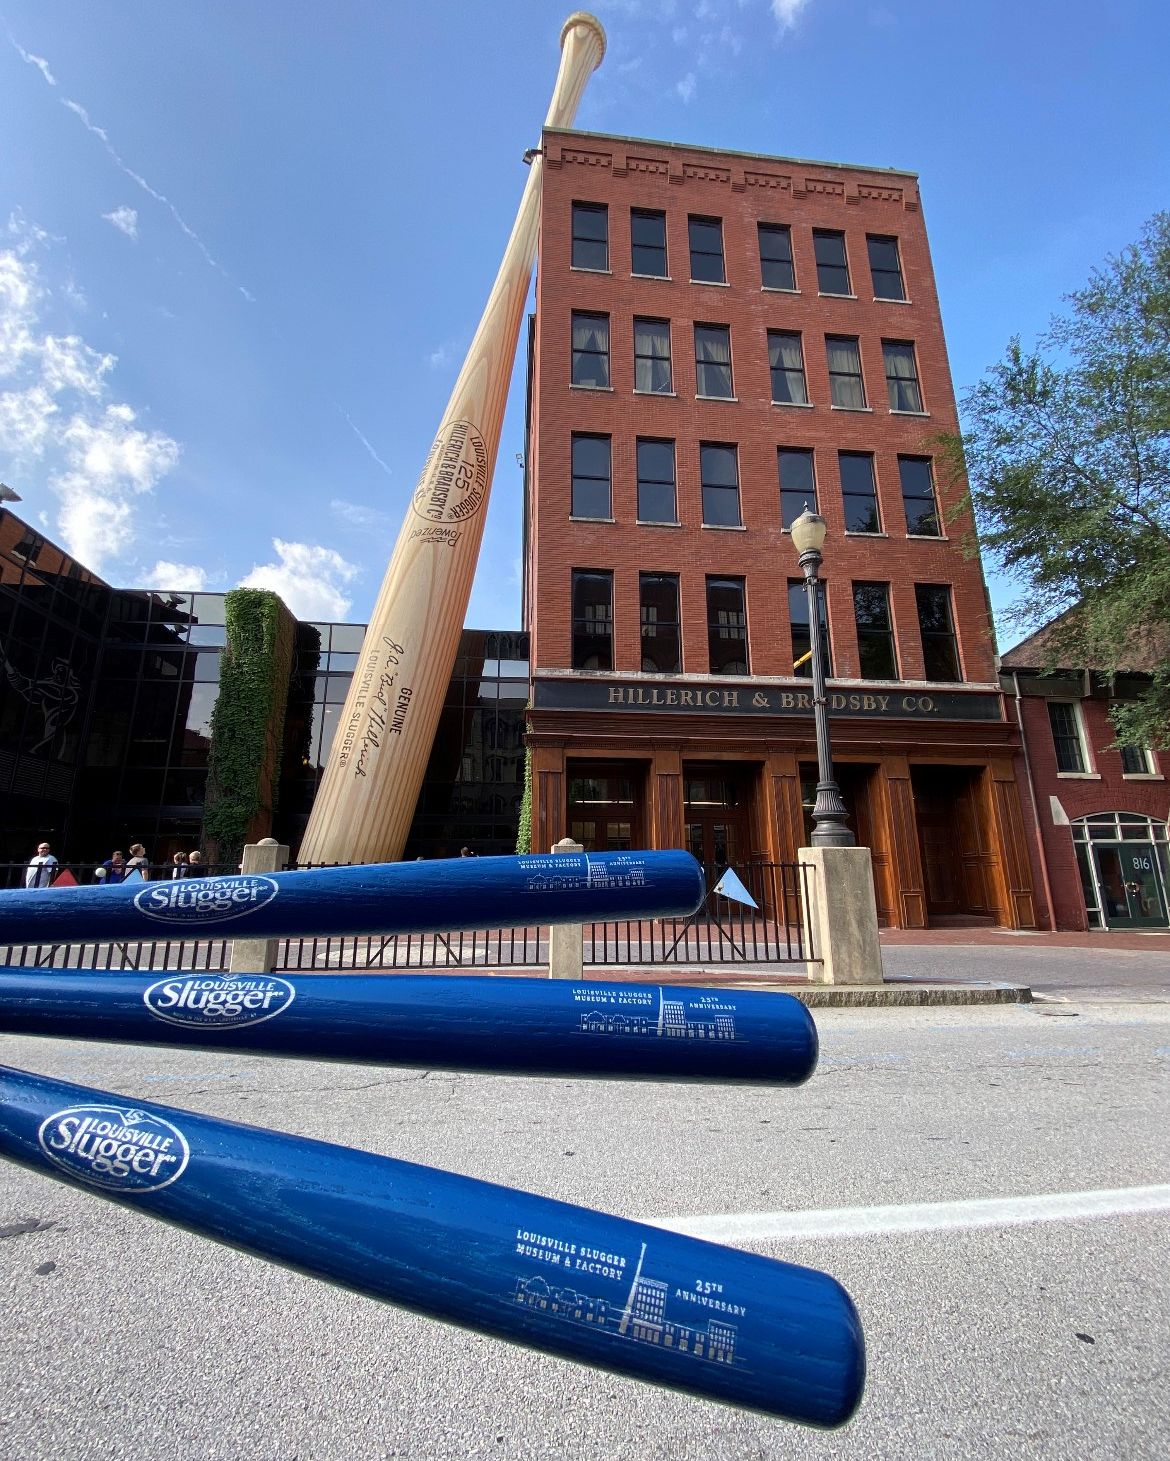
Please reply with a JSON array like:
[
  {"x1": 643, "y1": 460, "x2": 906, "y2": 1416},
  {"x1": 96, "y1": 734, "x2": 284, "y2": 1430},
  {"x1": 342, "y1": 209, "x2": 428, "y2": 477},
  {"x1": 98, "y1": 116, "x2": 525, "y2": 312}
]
[{"x1": 0, "y1": 859, "x2": 814, "y2": 972}]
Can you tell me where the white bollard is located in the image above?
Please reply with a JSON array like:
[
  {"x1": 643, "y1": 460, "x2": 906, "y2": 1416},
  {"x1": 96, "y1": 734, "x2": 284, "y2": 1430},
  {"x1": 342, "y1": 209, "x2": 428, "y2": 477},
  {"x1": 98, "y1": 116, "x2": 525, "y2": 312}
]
[
  {"x1": 547, "y1": 837, "x2": 584, "y2": 980},
  {"x1": 229, "y1": 838, "x2": 290, "y2": 976}
]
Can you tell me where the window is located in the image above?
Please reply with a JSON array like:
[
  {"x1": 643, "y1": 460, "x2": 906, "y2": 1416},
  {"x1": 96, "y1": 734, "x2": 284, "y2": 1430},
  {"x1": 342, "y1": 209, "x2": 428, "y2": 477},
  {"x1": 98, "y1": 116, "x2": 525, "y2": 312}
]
[
  {"x1": 915, "y1": 584, "x2": 962, "y2": 681},
  {"x1": 633, "y1": 318, "x2": 672, "y2": 393},
  {"x1": 900, "y1": 457, "x2": 941, "y2": 536},
  {"x1": 884, "y1": 341, "x2": 923, "y2": 412},
  {"x1": 689, "y1": 216, "x2": 725, "y2": 283},
  {"x1": 636, "y1": 439, "x2": 677, "y2": 523},
  {"x1": 631, "y1": 209, "x2": 667, "y2": 276},
  {"x1": 571, "y1": 571, "x2": 613, "y2": 670},
  {"x1": 788, "y1": 579, "x2": 831, "y2": 678},
  {"x1": 1048, "y1": 702, "x2": 1087, "y2": 773},
  {"x1": 571, "y1": 202, "x2": 608, "y2": 270},
  {"x1": 778, "y1": 448, "x2": 817, "y2": 529},
  {"x1": 571, "y1": 434, "x2": 611, "y2": 519},
  {"x1": 826, "y1": 336, "x2": 866, "y2": 408},
  {"x1": 768, "y1": 331, "x2": 808, "y2": 405},
  {"x1": 571, "y1": 312, "x2": 610, "y2": 388},
  {"x1": 11, "y1": 529, "x2": 44, "y2": 565},
  {"x1": 694, "y1": 324, "x2": 733, "y2": 398},
  {"x1": 868, "y1": 235, "x2": 906, "y2": 300},
  {"x1": 700, "y1": 443, "x2": 741, "y2": 526},
  {"x1": 813, "y1": 229, "x2": 851, "y2": 294},
  {"x1": 758, "y1": 223, "x2": 795, "y2": 290},
  {"x1": 853, "y1": 583, "x2": 898, "y2": 679},
  {"x1": 839, "y1": 452, "x2": 881, "y2": 533},
  {"x1": 706, "y1": 577, "x2": 748, "y2": 675},
  {"x1": 640, "y1": 573, "x2": 681, "y2": 673},
  {"x1": 1119, "y1": 741, "x2": 1155, "y2": 775}
]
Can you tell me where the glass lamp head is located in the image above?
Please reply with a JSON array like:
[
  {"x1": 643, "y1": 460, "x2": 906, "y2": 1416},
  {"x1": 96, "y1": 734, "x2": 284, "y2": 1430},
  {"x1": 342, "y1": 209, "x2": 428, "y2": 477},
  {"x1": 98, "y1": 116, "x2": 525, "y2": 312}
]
[{"x1": 790, "y1": 507, "x2": 827, "y2": 556}]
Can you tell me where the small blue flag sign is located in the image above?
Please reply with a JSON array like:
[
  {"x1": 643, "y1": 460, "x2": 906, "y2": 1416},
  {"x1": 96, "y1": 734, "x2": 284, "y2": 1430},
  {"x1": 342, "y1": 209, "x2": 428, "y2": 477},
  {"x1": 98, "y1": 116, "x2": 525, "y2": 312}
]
[{"x1": 712, "y1": 867, "x2": 758, "y2": 909}]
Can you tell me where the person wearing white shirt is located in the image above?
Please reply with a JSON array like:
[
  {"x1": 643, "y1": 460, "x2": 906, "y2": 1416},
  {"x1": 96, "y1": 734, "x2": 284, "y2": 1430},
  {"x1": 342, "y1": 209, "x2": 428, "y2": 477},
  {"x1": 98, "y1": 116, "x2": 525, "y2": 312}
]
[{"x1": 25, "y1": 842, "x2": 57, "y2": 889}]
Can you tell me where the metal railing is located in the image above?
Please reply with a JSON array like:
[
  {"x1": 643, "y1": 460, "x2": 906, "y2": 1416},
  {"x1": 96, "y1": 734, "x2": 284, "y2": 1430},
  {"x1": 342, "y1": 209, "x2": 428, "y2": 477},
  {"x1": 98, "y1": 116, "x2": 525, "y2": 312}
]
[{"x1": 0, "y1": 859, "x2": 813, "y2": 972}]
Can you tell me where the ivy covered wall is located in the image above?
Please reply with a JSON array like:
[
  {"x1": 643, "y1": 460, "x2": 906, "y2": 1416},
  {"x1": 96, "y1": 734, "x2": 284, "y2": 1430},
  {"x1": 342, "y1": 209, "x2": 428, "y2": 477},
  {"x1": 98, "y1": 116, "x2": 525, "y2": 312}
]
[{"x1": 203, "y1": 588, "x2": 296, "y2": 863}]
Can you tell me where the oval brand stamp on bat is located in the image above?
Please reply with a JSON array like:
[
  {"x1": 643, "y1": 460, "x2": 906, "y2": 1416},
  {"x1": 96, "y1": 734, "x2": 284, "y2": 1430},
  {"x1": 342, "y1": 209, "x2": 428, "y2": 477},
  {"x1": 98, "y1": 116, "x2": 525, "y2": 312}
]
[
  {"x1": 143, "y1": 974, "x2": 297, "y2": 1030},
  {"x1": 37, "y1": 1104, "x2": 190, "y2": 1193},
  {"x1": 134, "y1": 875, "x2": 279, "y2": 925},
  {"x1": 411, "y1": 419, "x2": 489, "y2": 526}
]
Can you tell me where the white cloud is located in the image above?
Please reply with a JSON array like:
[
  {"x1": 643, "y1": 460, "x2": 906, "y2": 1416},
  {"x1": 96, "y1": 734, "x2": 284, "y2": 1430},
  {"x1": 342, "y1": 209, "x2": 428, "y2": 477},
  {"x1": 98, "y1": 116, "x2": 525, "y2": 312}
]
[
  {"x1": 238, "y1": 539, "x2": 360, "y2": 620},
  {"x1": 427, "y1": 342, "x2": 457, "y2": 369},
  {"x1": 0, "y1": 237, "x2": 181, "y2": 570},
  {"x1": 12, "y1": 41, "x2": 56, "y2": 86},
  {"x1": 771, "y1": 0, "x2": 812, "y2": 28},
  {"x1": 676, "y1": 72, "x2": 697, "y2": 102},
  {"x1": 103, "y1": 206, "x2": 139, "y2": 240},
  {"x1": 329, "y1": 497, "x2": 393, "y2": 533},
  {"x1": 143, "y1": 560, "x2": 209, "y2": 592}
]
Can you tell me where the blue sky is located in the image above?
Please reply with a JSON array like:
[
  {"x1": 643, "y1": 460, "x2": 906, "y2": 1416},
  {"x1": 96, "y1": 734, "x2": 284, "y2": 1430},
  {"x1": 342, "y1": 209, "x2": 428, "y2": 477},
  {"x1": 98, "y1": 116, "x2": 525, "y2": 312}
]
[{"x1": 2, "y1": 0, "x2": 1168, "y2": 647}]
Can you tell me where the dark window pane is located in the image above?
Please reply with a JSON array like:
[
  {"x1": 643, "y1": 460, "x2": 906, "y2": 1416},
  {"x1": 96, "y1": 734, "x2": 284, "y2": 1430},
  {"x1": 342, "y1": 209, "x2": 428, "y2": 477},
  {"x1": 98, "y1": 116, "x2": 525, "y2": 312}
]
[
  {"x1": 778, "y1": 448, "x2": 816, "y2": 529},
  {"x1": 637, "y1": 438, "x2": 677, "y2": 523},
  {"x1": 706, "y1": 577, "x2": 748, "y2": 675},
  {"x1": 571, "y1": 571, "x2": 613, "y2": 671},
  {"x1": 689, "y1": 216, "x2": 725, "y2": 283},
  {"x1": 1119, "y1": 743, "x2": 1151, "y2": 774},
  {"x1": 631, "y1": 209, "x2": 667, "y2": 276},
  {"x1": 853, "y1": 582, "x2": 898, "y2": 679},
  {"x1": 640, "y1": 573, "x2": 681, "y2": 673},
  {"x1": 571, "y1": 434, "x2": 611, "y2": 519},
  {"x1": 915, "y1": 584, "x2": 961, "y2": 682},
  {"x1": 571, "y1": 312, "x2": 610, "y2": 387},
  {"x1": 813, "y1": 230, "x2": 851, "y2": 294},
  {"x1": 758, "y1": 223, "x2": 795, "y2": 290},
  {"x1": 788, "y1": 579, "x2": 831, "y2": 678},
  {"x1": 700, "y1": 444, "x2": 741, "y2": 526},
  {"x1": 1047, "y1": 702, "x2": 1086, "y2": 773},
  {"x1": 900, "y1": 457, "x2": 941, "y2": 536},
  {"x1": 840, "y1": 452, "x2": 881, "y2": 534},
  {"x1": 572, "y1": 202, "x2": 608, "y2": 270},
  {"x1": 868, "y1": 234, "x2": 905, "y2": 301}
]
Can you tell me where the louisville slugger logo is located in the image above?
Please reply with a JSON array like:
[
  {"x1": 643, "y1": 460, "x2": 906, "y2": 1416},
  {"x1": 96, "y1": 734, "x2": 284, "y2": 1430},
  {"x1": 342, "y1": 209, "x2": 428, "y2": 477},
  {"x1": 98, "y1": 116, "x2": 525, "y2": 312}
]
[
  {"x1": 134, "y1": 875, "x2": 278, "y2": 924},
  {"x1": 411, "y1": 419, "x2": 488, "y2": 525},
  {"x1": 37, "y1": 1105, "x2": 189, "y2": 1193},
  {"x1": 143, "y1": 975, "x2": 296, "y2": 1029}
]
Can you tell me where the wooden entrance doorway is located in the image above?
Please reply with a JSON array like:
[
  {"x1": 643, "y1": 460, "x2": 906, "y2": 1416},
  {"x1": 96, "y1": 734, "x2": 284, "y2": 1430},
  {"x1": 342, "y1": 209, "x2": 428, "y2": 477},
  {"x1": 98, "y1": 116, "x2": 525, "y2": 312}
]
[
  {"x1": 911, "y1": 765, "x2": 992, "y2": 919},
  {"x1": 683, "y1": 765, "x2": 753, "y2": 867}
]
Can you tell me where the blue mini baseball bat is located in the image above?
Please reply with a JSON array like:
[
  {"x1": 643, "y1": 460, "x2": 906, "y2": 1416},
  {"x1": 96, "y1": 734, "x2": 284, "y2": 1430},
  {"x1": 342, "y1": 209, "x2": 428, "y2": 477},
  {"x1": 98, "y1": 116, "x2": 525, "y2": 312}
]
[
  {"x1": 0, "y1": 1064, "x2": 864, "y2": 1425},
  {"x1": 0, "y1": 972, "x2": 818, "y2": 1084},
  {"x1": 0, "y1": 850, "x2": 705, "y2": 945}
]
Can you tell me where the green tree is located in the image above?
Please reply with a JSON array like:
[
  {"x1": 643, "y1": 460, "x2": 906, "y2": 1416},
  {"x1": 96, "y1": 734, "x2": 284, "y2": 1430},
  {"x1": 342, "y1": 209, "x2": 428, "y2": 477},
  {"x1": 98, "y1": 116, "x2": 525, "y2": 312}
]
[{"x1": 945, "y1": 211, "x2": 1170, "y2": 747}]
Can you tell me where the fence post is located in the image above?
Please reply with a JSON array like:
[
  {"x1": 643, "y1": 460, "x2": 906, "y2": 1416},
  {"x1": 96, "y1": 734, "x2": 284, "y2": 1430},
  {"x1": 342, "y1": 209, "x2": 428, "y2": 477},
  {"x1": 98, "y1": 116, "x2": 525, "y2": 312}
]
[
  {"x1": 799, "y1": 847, "x2": 884, "y2": 985},
  {"x1": 229, "y1": 838, "x2": 289, "y2": 976},
  {"x1": 547, "y1": 837, "x2": 584, "y2": 980}
]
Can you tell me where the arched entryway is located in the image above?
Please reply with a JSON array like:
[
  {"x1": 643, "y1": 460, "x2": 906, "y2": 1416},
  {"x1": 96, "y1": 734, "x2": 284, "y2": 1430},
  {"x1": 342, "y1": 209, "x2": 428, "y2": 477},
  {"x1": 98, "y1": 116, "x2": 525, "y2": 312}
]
[{"x1": 1072, "y1": 812, "x2": 1170, "y2": 929}]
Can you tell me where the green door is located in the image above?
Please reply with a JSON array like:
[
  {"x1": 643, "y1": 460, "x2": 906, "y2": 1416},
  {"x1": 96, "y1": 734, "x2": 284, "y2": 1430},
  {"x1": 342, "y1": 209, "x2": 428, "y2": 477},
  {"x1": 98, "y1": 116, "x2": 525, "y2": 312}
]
[{"x1": 1093, "y1": 843, "x2": 1168, "y2": 928}]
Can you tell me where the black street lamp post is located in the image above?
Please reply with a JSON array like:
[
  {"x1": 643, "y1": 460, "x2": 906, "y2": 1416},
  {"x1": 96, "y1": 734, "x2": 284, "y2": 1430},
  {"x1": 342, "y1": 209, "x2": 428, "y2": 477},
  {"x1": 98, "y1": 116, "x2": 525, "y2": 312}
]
[{"x1": 790, "y1": 508, "x2": 855, "y2": 847}]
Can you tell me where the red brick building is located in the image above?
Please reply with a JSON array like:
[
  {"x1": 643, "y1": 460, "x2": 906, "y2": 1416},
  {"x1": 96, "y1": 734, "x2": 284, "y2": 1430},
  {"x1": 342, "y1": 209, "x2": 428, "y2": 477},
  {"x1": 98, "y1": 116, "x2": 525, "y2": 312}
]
[
  {"x1": 1000, "y1": 620, "x2": 1168, "y2": 930},
  {"x1": 522, "y1": 128, "x2": 1039, "y2": 929}
]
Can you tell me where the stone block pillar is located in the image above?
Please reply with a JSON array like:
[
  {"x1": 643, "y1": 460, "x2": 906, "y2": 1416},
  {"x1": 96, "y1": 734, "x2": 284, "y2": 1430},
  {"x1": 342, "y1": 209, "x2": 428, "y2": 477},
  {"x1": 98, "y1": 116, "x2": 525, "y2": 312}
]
[
  {"x1": 800, "y1": 846, "x2": 884, "y2": 985},
  {"x1": 229, "y1": 837, "x2": 289, "y2": 976},
  {"x1": 548, "y1": 836, "x2": 583, "y2": 980}
]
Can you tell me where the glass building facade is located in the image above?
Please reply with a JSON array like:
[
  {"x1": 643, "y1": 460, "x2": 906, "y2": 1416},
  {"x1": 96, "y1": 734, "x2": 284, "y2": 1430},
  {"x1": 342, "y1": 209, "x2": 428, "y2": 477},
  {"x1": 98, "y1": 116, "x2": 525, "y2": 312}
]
[{"x1": 0, "y1": 508, "x2": 528, "y2": 875}]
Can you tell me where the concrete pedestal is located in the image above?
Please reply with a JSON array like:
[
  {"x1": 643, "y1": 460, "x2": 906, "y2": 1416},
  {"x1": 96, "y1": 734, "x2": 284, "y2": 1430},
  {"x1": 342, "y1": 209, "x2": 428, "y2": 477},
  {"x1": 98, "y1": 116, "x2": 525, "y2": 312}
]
[
  {"x1": 800, "y1": 845, "x2": 884, "y2": 985},
  {"x1": 229, "y1": 838, "x2": 289, "y2": 976},
  {"x1": 547, "y1": 837, "x2": 584, "y2": 980}
]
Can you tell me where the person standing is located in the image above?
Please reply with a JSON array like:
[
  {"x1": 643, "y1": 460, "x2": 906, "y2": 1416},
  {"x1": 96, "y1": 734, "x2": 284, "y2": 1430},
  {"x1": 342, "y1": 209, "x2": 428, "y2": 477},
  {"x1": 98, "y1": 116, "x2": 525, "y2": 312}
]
[
  {"x1": 186, "y1": 850, "x2": 206, "y2": 876},
  {"x1": 95, "y1": 851, "x2": 126, "y2": 885},
  {"x1": 125, "y1": 843, "x2": 151, "y2": 880},
  {"x1": 170, "y1": 852, "x2": 189, "y2": 878},
  {"x1": 25, "y1": 841, "x2": 57, "y2": 889}
]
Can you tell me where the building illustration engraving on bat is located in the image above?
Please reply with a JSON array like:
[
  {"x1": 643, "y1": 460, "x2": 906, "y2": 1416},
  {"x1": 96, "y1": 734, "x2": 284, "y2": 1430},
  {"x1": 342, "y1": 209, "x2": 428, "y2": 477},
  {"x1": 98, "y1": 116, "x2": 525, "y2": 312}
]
[{"x1": 513, "y1": 1239, "x2": 740, "y2": 1366}]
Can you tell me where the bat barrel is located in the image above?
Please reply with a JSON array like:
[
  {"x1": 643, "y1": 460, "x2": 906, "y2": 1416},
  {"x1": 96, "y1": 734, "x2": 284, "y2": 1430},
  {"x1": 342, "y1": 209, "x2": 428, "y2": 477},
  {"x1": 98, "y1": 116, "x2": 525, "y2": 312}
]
[
  {"x1": 0, "y1": 1064, "x2": 863, "y2": 1426},
  {"x1": 0, "y1": 849, "x2": 704, "y2": 946},
  {"x1": 0, "y1": 972, "x2": 818, "y2": 1085}
]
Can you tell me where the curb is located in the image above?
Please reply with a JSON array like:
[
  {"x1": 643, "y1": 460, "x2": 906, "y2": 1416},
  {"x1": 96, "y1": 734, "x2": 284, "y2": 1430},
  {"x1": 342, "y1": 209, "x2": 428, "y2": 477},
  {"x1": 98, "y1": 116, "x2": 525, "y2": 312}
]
[{"x1": 784, "y1": 983, "x2": 1032, "y2": 1007}]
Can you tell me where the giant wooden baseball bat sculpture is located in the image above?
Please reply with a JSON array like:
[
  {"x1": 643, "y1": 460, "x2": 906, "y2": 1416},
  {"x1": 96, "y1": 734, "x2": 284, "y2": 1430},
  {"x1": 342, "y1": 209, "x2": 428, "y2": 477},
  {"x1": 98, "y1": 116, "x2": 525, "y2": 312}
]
[
  {"x1": 297, "y1": 13, "x2": 606, "y2": 864},
  {"x1": 0, "y1": 1065, "x2": 865, "y2": 1425}
]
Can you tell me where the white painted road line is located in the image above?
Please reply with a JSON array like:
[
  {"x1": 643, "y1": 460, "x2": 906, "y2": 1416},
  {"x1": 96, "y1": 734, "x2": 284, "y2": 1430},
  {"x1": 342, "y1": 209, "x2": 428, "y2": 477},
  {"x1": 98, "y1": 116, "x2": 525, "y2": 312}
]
[{"x1": 650, "y1": 1183, "x2": 1170, "y2": 1242}]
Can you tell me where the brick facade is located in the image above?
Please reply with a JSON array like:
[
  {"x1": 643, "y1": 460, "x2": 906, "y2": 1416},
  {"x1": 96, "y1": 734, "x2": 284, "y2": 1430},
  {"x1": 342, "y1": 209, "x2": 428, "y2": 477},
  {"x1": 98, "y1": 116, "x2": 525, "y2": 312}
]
[{"x1": 523, "y1": 129, "x2": 1038, "y2": 929}]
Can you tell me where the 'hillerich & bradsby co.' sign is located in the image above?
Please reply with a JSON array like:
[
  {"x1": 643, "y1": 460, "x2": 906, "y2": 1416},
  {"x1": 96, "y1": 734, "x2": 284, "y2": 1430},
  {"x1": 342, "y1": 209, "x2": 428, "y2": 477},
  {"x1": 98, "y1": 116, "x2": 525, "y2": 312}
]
[{"x1": 533, "y1": 677, "x2": 1004, "y2": 721}]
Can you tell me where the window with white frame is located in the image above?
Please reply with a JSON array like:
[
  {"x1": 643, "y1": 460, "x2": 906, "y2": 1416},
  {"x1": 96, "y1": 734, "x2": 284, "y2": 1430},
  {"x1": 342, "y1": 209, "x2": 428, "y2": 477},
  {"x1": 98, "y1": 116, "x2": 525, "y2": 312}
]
[
  {"x1": 1047, "y1": 700, "x2": 1089, "y2": 773},
  {"x1": 1119, "y1": 741, "x2": 1156, "y2": 775}
]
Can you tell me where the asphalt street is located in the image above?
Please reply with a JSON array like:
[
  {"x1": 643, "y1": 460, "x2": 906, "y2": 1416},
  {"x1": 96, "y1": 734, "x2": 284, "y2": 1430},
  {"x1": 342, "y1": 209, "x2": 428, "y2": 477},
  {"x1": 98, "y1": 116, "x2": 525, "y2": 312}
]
[{"x1": 1, "y1": 956, "x2": 1168, "y2": 1459}]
